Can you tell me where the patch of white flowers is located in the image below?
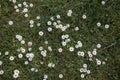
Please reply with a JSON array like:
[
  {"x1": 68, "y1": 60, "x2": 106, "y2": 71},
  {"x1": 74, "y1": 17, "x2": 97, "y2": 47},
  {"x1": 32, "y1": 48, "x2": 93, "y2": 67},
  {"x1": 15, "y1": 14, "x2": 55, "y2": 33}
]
[{"x1": 1, "y1": 1, "x2": 109, "y2": 79}]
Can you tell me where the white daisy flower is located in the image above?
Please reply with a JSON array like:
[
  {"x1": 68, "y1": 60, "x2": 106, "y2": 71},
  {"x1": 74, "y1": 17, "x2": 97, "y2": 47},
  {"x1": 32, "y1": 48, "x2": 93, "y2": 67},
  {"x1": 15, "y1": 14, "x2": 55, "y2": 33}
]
[
  {"x1": 105, "y1": 24, "x2": 110, "y2": 29},
  {"x1": 5, "y1": 51, "x2": 9, "y2": 55},
  {"x1": 83, "y1": 64, "x2": 87, "y2": 68},
  {"x1": 18, "y1": 3, "x2": 22, "y2": 7},
  {"x1": 37, "y1": 23, "x2": 41, "y2": 26},
  {"x1": 9, "y1": 56, "x2": 15, "y2": 61},
  {"x1": 28, "y1": 41, "x2": 33, "y2": 47},
  {"x1": 39, "y1": 31, "x2": 44, "y2": 36},
  {"x1": 23, "y1": 1, "x2": 27, "y2": 5},
  {"x1": 87, "y1": 70, "x2": 91, "y2": 74},
  {"x1": 30, "y1": 24, "x2": 34, "y2": 28},
  {"x1": 48, "y1": 46, "x2": 52, "y2": 52},
  {"x1": 13, "y1": 73, "x2": 19, "y2": 78},
  {"x1": 82, "y1": 14, "x2": 87, "y2": 19},
  {"x1": 39, "y1": 46, "x2": 43, "y2": 51},
  {"x1": 79, "y1": 68, "x2": 84, "y2": 72},
  {"x1": 80, "y1": 74, "x2": 85, "y2": 78},
  {"x1": 97, "y1": 44, "x2": 101, "y2": 48},
  {"x1": 21, "y1": 40, "x2": 25, "y2": 44},
  {"x1": 56, "y1": 15, "x2": 60, "y2": 19},
  {"x1": 58, "y1": 48, "x2": 63, "y2": 53},
  {"x1": 30, "y1": 3, "x2": 34, "y2": 7},
  {"x1": 41, "y1": 51, "x2": 47, "y2": 57},
  {"x1": 47, "y1": 21, "x2": 52, "y2": 26},
  {"x1": 47, "y1": 27, "x2": 52, "y2": 32},
  {"x1": 92, "y1": 50, "x2": 97, "y2": 55},
  {"x1": 24, "y1": 14, "x2": 28, "y2": 17},
  {"x1": 8, "y1": 21, "x2": 13, "y2": 25},
  {"x1": 69, "y1": 47, "x2": 74, "y2": 52},
  {"x1": 14, "y1": 69, "x2": 20, "y2": 74},
  {"x1": 44, "y1": 74, "x2": 48, "y2": 79},
  {"x1": 59, "y1": 74, "x2": 63, "y2": 78},
  {"x1": 97, "y1": 60, "x2": 101, "y2": 65},
  {"x1": 31, "y1": 68, "x2": 35, "y2": 71},
  {"x1": 75, "y1": 27, "x2": 79, "y2": 31},
  {"x1": 0, "y1": 70, "x2": 4, "y2": 75},
  {"x1": 29, "y1": 20, "x2": 34, "y2": 24},
  {"x1": 101, "y1": 1, "x2": 105, "y2": 5},
  {"x1": 24, "y1": 61, "x2": 29, "y2": 65},
  {"x1": 97, "y1": 22, "x2": 101, "y2": 27},
  {"x1": 18, "y1": 54, "x2": 23, "y2": 58},
  {"x1": 36, "y1": 16, "x2": 40, "y2": 20},
  {"x1": 62, "y1": 41, "x2": 67, "y2": 46},
  {"x1": 23, "y1": 8, "x2": 28, "y2": 13}
]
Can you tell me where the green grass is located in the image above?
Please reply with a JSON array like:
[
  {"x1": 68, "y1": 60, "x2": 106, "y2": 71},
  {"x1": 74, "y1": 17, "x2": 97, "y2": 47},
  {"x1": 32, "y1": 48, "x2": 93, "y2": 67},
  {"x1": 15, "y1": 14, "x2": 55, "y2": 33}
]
[{"x1": 0, "y1": 0, "x2": 120, "y2": 80}]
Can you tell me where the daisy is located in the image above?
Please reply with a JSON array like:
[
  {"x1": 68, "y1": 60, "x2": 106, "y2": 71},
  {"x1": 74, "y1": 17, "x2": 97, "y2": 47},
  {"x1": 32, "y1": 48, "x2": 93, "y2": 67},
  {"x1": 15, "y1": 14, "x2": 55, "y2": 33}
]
[
  {"x1": 24, "y1": 14, "x2": 28, "y2": 17},
  {"x1": 14, "y1": 69, "x2": 20, "y2": 74},
  {"x1": 21, "y1": 48, "x2": 26, "y2": 53},
  {"x1": 47, "y1": 21, "x2": 52, "y2": 26},
  {"x1": 47, "y1": 27, "x2": 52, "y2": 32},
  {"x1": 82, "y1": 14, "x2": 87, "y2": 19},
  {"x1": 83, "y1": 64, "x2": 87, "y2": 68},
  {"x1": 92, "y1": 50, "x2": 97, "y2": 55},
  {"x1": 101, "y1": 1, "x2": 105, "y2": 5},
  {"x1": 37, "y1": 23, "x2": 41, "y2": 26},
  {"x1": 18, "y1": 3, "x2": 22, "y2": 7},
  {"x1": 23, "y1": 8, "x2": 28, "y2": 13},
  {"x1": 39, "y1": 31, "x2": 44, "y2": 36},
  {"x1": 0, "y1": 70, "x2": 4, "y2": 75},
  {"x1": 68, "y1": 10, "x2": 72, "y2": 13},
  {"x1": 31, "y1": 68, "x2": 35, "y2": 71},
  {"x1": 39, "y1": 46, "x2": 43, "y2": 51},
  {"x1": 14, "y1": 5, "x2": 18, "y2": 9},
  {"x1": 30, "y1": 24, "x2": 34, "y2": 28},
  {"x1": 36, "y1": 16, "x2": 40, "y2": 20},
  {"x1": 58, "y1": 48, "x2": 63, "y2": 53},
  {"x1": 28, "y1": 48, "x2": 32, "y2": 52},
  {"x1": 16, "y1": 9, "x2": 20, "y2": 13},
  {"x1": 8, "y1": 21, "x2": 13, "y2": 25},
  {"x1": 87, "y1": 70, "x2": 91, "y2": 74},
  {"x1": 59, "y1": 74, "x2": 63, "y2": 78},
  {"x1": 24, "y1": 61, "x2": 29, "y2": 65},
  {"x1": 81, "y1": 74, "x2": 85, "y2": 78},
  {"x1": 13, "y1": 73, "x2": 19, "y2": 78},
  {"x1": 97, "y1": 60, "x2": 101, "y2": 65},
  {"x1": 18, "y1": 54, "x2": 23, "y2": 58},
  {"x1": 44, "y1": 41, "x2": 48, "y2": 44},
  {"x1": 28, "y1": 41, "x2": 33, "y2": 47},
  {"x1": 29, "y1": 3, "x2": 34, "y2": 7},
  {"x1": 48, "y1": 46, "x2": 52, "y2": 52},
  {"x1": 97, "y1": 44, "x2": 101, "y2": 48},
  {"x1": 5, "y1": 51, "x2": 9, "y2": 55},
  {"x1": 75, "y1": 27, "x2": 79, "y2": 31},
  {"x1": 62, "y1": 41, "x2": 66, "y2": 46},
  {"x1": 97, "y1": 22, "x2": 101, "y2": 27},
  {"x1": 69, "y1": 47, "x2": 74, "y2": 52},
  {"x1": 9, "y1": 56, "x2": 15, "y2": 61},
  {"x1": 67, "y1": 12, "x2": 72, "y2": 17},
  {"x1": 56, "y1": 15, "x2": 60, "y2": 19},
  {"x1": 44, "y1": 74, "x2": 48, "y2": 79},
  {"x1": 41, "y1": 51, "x2": 47, "y2": 57},
  {"x1": 29, "y1": 20, "x2": 34, "y2": 24},
  {"x1": 23, "y1": 2, "x2": 27, "y2": 5},
  {"x1": 105, "y1": 24, "x2": 110, "y2": 29},
  {"x1": 21, "y1": 40, "x2": 25, "y2": 44}
]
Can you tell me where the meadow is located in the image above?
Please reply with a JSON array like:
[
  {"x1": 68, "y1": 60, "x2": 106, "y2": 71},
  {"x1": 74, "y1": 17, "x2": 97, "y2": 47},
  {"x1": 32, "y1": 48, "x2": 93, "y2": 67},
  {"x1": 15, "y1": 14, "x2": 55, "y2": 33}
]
[{"x1": 0, "y1": 0, "x2": 120, "y2": 80}]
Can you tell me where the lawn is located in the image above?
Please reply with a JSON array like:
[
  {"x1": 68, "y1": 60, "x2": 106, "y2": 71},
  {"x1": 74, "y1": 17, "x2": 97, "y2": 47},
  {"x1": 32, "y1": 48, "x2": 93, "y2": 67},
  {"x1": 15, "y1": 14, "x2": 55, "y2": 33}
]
[{"x1": 0, "y1": 0, "x2": 120, "y2": 80}]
